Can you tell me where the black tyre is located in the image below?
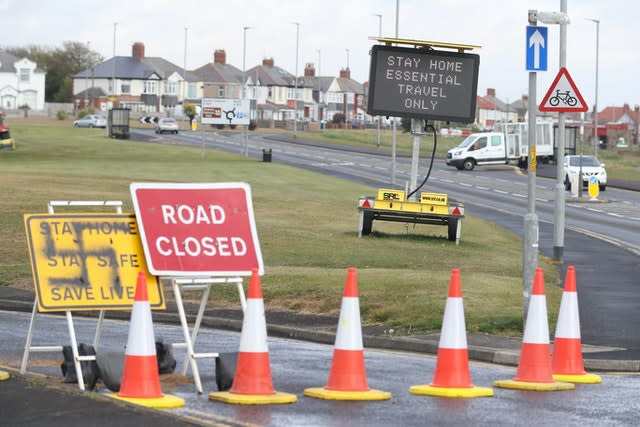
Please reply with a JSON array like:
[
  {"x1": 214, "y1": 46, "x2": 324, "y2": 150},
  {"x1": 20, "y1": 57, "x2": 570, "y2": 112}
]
[
  {"x1": 564, "y1": 175, "x2": 571, "y2": 191},
  {"x1": 361, "y1": 211, "x2": 374, "y2": 236},
  {"x1": 463, "y1": 158, "x2": 475, "y2": 171},
  {"x1": 448, "y1": 217, "x2": 459, "y2": 242},
  {"x1": 599, "y1": 184, "x2": 606, "y2": 191}
]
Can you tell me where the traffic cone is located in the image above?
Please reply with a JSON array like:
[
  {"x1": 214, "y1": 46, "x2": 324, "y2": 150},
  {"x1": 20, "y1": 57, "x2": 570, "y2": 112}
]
[
  {"x1": 108, "y1": 271, "x2": 184, "y2": 409},
  {"x1": 209, "y1": 269, "x2": 297, "y2": 405},
  {"x1": 410, "y1": 269, "x2": 493, "y2": 398},
  {"x1": 304, "y1": 267, "x2": 391, "y2": 401},
  {"x1": 552, "y1": 266, "x2": 602, "y2": 384},
  {"x1": 494, "y1": 268, "x2": 574, "y2": 391}
]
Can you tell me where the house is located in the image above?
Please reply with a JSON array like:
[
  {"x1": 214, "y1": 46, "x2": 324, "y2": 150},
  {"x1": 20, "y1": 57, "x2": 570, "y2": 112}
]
[
  {"x1": 475, "y1": 88, "x2": 518, "y2": 129},
  {"x1": 192, "y1": 49, "x2": 243, "y2": 100},
  {"x1": 592, "y1": 103, "x2": 639, "y2": 146},
  {"x1": 72, "y1": 42, "x2": 202, "y2": 114},
  {"x1": 0, "y1": 50, "x2": 46, "y2": 111},
  {"x1": 302, "y1": 63, "x2": 364, "y2": 126},
  {"x1": 246, "y1": 57, "x2": 314, "y2": 125}
]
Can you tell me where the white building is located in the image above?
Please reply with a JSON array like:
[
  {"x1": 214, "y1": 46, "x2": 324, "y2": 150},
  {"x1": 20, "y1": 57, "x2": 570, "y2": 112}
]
[{"x1": 0, "y1": 51, "x2": 46, "y2": 111}]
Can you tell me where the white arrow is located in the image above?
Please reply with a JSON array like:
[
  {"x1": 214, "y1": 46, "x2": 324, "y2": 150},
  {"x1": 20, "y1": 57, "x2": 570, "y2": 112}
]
[{"x1": 529, "y1": 29, "x2": 545, "y2": 69}]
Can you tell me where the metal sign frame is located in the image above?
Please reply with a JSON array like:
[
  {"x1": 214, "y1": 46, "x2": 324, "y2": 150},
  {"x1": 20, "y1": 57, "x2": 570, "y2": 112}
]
[{"x1": 21, "y1": 201, "x2": 124, "y2": 391}]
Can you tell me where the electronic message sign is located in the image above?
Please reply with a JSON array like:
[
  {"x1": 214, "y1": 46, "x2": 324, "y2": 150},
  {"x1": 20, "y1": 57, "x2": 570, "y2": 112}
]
[{"x1": 367, "y1": 45, "x2": 480, "y2": 123}]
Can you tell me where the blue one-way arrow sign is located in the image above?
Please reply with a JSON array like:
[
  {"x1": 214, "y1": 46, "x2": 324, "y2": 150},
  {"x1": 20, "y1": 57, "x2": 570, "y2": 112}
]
[{"x1": 526, "y1": 25, "x2": 548, "y2": 71}]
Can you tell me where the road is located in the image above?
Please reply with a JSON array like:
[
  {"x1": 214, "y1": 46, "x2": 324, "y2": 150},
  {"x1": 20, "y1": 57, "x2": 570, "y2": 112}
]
[
  {"x1": 131, "y1": 128, "x2": 640, "y2": 351},
  {"x1": 3, "y1": 310, "x2": 640, "y2": 427}
]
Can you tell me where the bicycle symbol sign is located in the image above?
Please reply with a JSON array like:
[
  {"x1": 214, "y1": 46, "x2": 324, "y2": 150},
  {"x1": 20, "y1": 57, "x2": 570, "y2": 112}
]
[{"x1": 539, "y1": 67, "x2": 588, "y2": 113}]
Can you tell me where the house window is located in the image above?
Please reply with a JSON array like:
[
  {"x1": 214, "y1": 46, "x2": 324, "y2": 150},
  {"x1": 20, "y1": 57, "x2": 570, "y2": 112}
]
[
  {"x1": 218, "y1": 86, "x2": 224, "y2": 98},
  {"x1": 164, "y1": 81, "x2": 177, "y2": 95},
  {"x1": 121, "y1": 82, "x2": 131, "y2": 94},
  {"x1": 144, "y1": 80, "x2": 157, "y2": 94},
  {"x1": 287, "y1": 88, "x2": 302, "y2": 100},
  {"x1": 187, "y1": 83, "x2": 197, "y2": 98},
  {"x1": 19, "y1": 68, "x2": 30, "y2": 83}
]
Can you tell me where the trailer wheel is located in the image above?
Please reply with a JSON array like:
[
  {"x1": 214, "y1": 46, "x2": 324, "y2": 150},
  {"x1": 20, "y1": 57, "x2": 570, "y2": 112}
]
[
  {"x1": 463, "y1": 158, "x2": 475, "y2": 171},
  {"x1": 361, "y1": 211, "x2": 374, "y2": 236},
  {"x1": 448, "y1": 217, "x2": 459, "y2": 242}
]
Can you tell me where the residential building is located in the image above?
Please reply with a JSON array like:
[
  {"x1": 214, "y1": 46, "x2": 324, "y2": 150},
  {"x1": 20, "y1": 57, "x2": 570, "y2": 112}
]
[
  {"x1": 475, "y1": 88, "x2": 517, "y2": 129},
  {"x1": 193, "y1": 49, "x2": 243, "y2": 100},
  {"x1": 0, "y1": 50, "x2": 46, "y2": 111},
  {"x1": 72, "y1": 42, "x2": 201, "y2": 114},
  {"x1": 592, "y1": 103, "x2": 639, "y2": 146}
]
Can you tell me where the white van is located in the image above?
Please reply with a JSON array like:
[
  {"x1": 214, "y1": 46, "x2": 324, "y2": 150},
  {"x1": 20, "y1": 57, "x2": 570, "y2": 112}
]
[{"x1": 446, "y1": 122, "x2": 554, "y2": 170}]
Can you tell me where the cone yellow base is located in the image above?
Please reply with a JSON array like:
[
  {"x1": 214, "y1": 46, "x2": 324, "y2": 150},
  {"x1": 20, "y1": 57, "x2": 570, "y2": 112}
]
[
  {"x1": 304, "y1": 387, "x2": 391, "y2": 401},
  {"x1": 209, "y1": 391, "x2": 297, "y2": 405},
  {"x1": 493, "y1": 379, "x2": 575, "y2": 391},
  {"x1": 409, "y1": 384, "x2": 493, "y2": 398},
  {"x1": 0, "y1": 370, "x2": 9, "y2": 381},
  {"x1": 553, "y1": 373, "x2": 602, "y2": 384},
  {"x1": 107, "y1": 393, "x2": 185, "y2": 409}
]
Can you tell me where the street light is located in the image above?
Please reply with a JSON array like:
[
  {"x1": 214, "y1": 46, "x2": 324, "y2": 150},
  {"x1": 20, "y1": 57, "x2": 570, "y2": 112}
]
[
  {"x1": 292, "y1": 22, "x2": 300, "y2": 139},
  {"x1": 586, "y1": 18, "x2": 600, "y2": 158},
  {"x1": 243, "y1": 26, "x2": 253, "y2": 157},
  {"x1": 112, "y1": 23, "x2": 117, "y2": 97},
  {"x1": 85, "y1": 41, "x2": 90, "y2": 108},
  {"x1": 372, "y1": 14, "x2": 382, "y2": 148}
]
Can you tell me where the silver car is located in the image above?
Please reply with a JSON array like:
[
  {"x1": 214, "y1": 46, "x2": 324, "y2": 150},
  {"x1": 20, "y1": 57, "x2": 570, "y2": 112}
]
[
  {"x1": 155, "y1": 117, "x2": 179, "y2": 134},
  {"x1": 73, "y1": 114, "x2": 107, "y2": 128}
]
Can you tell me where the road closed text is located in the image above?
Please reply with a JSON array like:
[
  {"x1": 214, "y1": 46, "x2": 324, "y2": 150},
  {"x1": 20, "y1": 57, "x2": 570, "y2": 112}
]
[{"x1": 154, "y1": 204, "x2": 248, "y2": 257}]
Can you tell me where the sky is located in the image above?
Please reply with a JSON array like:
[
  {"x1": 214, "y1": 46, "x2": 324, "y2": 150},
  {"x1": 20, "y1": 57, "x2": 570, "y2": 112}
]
[{"x1": 2, "y1": 0, "x2": 638, "y2": 110}]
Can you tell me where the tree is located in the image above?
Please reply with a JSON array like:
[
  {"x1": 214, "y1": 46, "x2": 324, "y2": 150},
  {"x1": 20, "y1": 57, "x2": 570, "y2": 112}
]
[
  {"x1": 5, "y1": 41, "x2": 103, "y2": 102},
  {"x1": 183, "y1": 102, "x2": 197, "y2": 128}
]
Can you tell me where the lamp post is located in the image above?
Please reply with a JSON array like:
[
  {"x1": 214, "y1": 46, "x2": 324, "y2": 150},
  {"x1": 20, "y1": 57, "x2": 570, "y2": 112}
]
[
  {"x1": 292, "y1": 22, "x2": 300, "y2": 139},
  {"x1": 112, "y1": 23, "x2": 117, "y2": 97},
  {"x1": 85, "y1": 41, "x2": 90, "y2": 108},
  {"x1": 372, "y1": 14, "x2": 382, "y2": 148},
  {"x1": 586, "y1": 18, "x2": 600, "y2": 158},
  {"x1": 391, "y1": 0, "x2": 399, "y2": 185},
  {"x1": 183, "y1": 27, "x2": 188, "y2": 108},
  {"x1": 345, "y1": 48, "x2": 350, "y2": 128},
  {"x1": 243, "y1": 26, "x2": 253, "y2": 157}
]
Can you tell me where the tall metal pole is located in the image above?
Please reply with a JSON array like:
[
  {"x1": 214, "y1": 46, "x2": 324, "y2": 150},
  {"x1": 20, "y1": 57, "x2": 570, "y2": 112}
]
[
  {"x1": 183, "y1": 28, "x2": 187, "y2": 107},
  {"x1": 553, "y1": 0, "x2": 568, "y2": 261},
  {"x1": 243, "y1": 26, "x2": 252, "y2": 157},
  {"x1": 373, "y1": 14, "x2": 382, "y2": 148},
  {"x1": 85, "y1": 41, "x2": 90, "y2": 108},
  {"x1": 523, "y1": 10, "x2": 540, "y2": 320},
  {"x1": 587, "y1": 18, "x2": 600, "y2": 157},
  {"x1": 292, "y1": 22, "x2": 300, "y2": 139},
  {"x1": 391, "y1": 0, "x2": 399, "y2": 185},
  {"x1": 112, "y1": 23, "x2": 117, "y2": 97},
  {"x1": 345, "y1": 48, "x2": 350, "y2": 127}
]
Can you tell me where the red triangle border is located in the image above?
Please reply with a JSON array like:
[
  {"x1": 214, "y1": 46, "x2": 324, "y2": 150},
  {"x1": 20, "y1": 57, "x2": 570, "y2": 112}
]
[{"x1": 538, "y1": 67, "x2": 588, "y2": 112}]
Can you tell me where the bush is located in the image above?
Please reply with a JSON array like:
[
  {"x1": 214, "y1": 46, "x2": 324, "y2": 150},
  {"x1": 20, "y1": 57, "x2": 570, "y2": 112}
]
[
  {"x1": 77, "y1": 107, "x2": 96, "y2": 119},
  {"x1": 249, "y1": 120, "x2": 257, "y2": 131},
  {"x1": 56, "y1": 110, "x2": 68, "y2": 120},
  {"x1": 332, "y1": 113, "x2": 345, "y2": 124},
  {"x1": 216, "y1": 124, "x2": 225, "y2": 130}
]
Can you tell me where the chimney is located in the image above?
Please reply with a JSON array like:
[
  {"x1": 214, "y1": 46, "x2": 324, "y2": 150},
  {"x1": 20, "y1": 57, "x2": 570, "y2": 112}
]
[
  {"x1": 623, "y1": 103, "x2": 630, "y2": 112},
  {"x1": 214, "y1": 49, "x2": 226, "y2": 65},
  {"x1": 339, "y1": 67, "x2": 350, "y2": 79},
  {"x1": 304, "y1": 63, "x2": 315, "y2": 77},
  {"x1": 132, "y1": 42, "x2": 145, "y2": 60},
  {"x1": 262, "y1": 57, "x2": 274, "y2": 67},
  {"x1": 486, "y1": 88, "x2": 496, "y2": 97}
]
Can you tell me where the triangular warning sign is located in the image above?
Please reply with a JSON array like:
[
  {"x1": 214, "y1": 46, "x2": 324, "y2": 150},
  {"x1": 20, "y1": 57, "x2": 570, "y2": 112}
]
[
  {"x1": 361, "y1": 199, "x2": 372, "y2": 208},
  {"x1": 539, "y1": 67, "x2": 588, "y2": 112}
]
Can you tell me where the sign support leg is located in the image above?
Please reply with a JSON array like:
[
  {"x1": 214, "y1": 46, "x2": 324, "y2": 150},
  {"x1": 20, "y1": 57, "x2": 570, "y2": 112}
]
[
  {"x1": 172, "y1": 279, "x2": 204, "y2": 394},
  {"x1": 66, "y1": 311, "x2": 85, "y2": 391},
  {"x1": 20, "y1": 298, "x2": 39, "y2": 374},
  {"x1": 180, "y1": 283, "x2": 212, "y2": 376}
]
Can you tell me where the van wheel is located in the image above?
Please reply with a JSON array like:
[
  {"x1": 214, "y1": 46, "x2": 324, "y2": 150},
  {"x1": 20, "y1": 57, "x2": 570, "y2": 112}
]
[
  {"x1": 448, "y1": 217, "x2": 459, "y2": 242},
  {"x1": 564, "y1": 176, "x2": 571, "y2": 191},
  {"x1": 463, "y1": 158, "x2": 475, "y2": 171}
]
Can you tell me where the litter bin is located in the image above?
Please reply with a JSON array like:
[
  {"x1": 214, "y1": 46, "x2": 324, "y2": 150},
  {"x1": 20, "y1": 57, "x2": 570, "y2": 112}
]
[{"x1": 262, "y1": 148, "x2": 272, "y2": 162}]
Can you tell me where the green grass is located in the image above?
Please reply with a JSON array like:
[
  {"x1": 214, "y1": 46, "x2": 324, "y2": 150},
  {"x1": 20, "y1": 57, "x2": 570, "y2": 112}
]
[{"x1": 1, "y1": 119, "x2": 562, "y2": 336}]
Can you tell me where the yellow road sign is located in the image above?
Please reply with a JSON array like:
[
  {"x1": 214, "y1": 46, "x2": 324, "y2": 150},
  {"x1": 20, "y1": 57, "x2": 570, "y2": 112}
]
[{"x1": 24, "y1": 213, "x2": 165, "y2": 312}]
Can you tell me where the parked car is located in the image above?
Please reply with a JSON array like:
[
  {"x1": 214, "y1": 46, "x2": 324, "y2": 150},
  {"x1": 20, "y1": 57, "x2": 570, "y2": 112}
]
[
  {"x1": 563, "y1": 155, "x2": 607, "y2": 192},
  {"x1": 73, "y1": 114, "x2": 107, "y2": 128},
  {"x1": 155, "y1": 117, "x2": 179, "y2": 134}
]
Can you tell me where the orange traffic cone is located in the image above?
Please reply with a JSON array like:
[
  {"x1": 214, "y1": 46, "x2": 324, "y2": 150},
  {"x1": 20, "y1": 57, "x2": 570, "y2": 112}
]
[
  {"x1": 410, "y1": 269, "x2": 493, "y2": 398},
  {"x1": 552, "y1": 266, "x2": 602, "y2": 384},
  {"x1": 209, "y1": 269, "x2": 297, "y2": 405},
  {"x1": 494, "y1": 268, "x2": 574, "y2": 391},
  {"x1": 304, "y1": 267, "x2": 391, "y2": 400},
  {"x1": 108, "y1": 272, "x2": 184, "y2": 408}
]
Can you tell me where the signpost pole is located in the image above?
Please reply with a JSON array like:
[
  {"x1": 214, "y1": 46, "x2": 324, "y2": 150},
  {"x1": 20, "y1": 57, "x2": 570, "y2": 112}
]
[
  {"x1": 553, "y1": 0, "x2": 568, "y2": 261},
  {"x1": 523, "y1": 11, "x2": 540, "y2": 321},
  {"x1": 409, "y1": 118, "x2": 422, "y2": 200}
]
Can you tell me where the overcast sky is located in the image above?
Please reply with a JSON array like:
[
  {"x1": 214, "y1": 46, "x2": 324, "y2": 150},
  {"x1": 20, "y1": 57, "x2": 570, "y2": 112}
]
[{"x1": 2, "y1": 0, "x2": 638, "y2": 109}]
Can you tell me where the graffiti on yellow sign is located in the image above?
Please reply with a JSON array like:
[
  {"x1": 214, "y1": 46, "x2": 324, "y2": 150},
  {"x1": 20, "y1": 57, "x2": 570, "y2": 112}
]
[{"x1": 24, "y1": 213, "x2": 165, "y2": 312}]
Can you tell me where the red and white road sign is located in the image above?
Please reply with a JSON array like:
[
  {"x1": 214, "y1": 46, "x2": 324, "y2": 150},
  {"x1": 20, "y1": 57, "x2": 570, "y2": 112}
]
[
  {"x1": 539, "y1": 67, "x2": 588, "y2": 113},
  {"x1": 130, "y1": 182, "x2": 264, "y2": 277}
]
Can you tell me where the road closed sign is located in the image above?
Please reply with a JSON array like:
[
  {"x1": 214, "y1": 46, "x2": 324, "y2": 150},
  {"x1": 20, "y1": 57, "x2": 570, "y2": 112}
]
[
  {"x1": 130, "y1": 182, "x2": 264, "y2": 277},
  {"x1": 23, "y1": 214, "x2": 165, "y2": 312}
]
